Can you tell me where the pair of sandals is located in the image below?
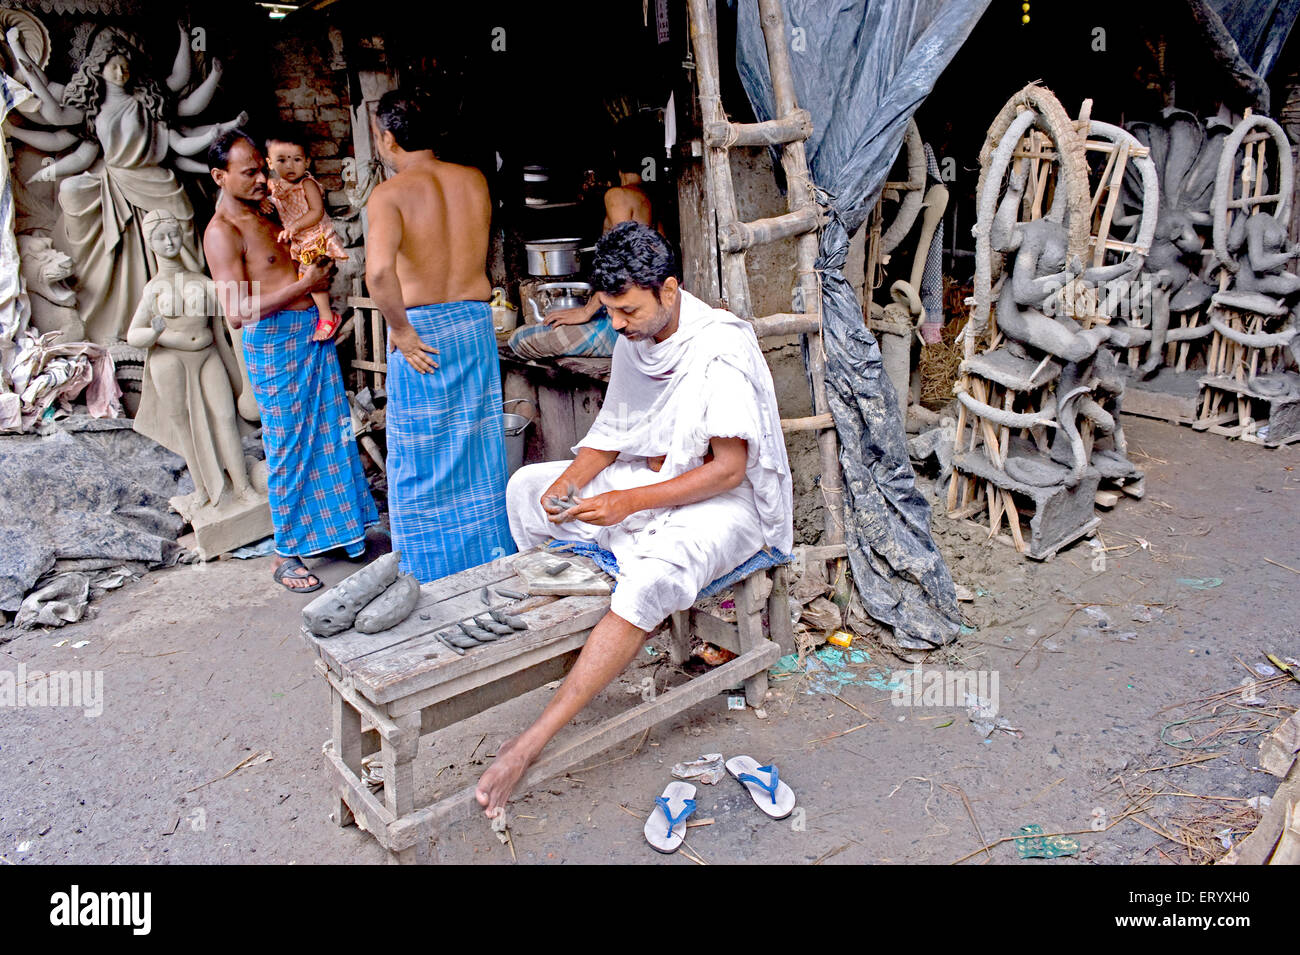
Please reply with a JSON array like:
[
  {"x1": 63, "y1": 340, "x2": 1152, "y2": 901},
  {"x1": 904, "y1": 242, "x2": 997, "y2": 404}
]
[{"x1": 644, "y1": 755, "x2": 797, "y2": 853}]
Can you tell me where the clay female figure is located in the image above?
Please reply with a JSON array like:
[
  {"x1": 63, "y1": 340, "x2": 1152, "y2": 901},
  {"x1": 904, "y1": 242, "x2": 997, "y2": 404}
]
[
  {"x1": 126, "y1": 210, "x2": 254, "y2": 511},
  {"x1": 4, "y1": 25, "x2": 247, "y2": 342}
]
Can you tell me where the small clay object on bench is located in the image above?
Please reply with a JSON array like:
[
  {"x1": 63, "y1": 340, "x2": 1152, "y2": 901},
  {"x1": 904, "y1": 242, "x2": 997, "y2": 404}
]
[
  {"x1": 503, "y1": 615, "x2": 529, "y2": 630},
  {"x1": 495, "y1": 587, "x2": 527, "y2": 600},
  {"x1": 465, "y1": 624, "x2": 500, "y2": 642},
  {"x1": 480, "y1": 586, "x2": 491, "y2": 605},
  {"x1": 545, "y1": 560, "x2": 571, "y2": 576},
  {"x1": 477, "y1": 616, "x2": 514, "y2": 636},
  {"x1": 445, "y1": 630, "x2": 481, "y2": 649},
  {"x1": 437, "y1": 631, "x2": 467, "y2": 655},
  {"x1": 303, "y1": 551, "x2": 402, "y2": 636},
  {"x1": 354, "y1": 574, "x2": 420, "y2": 633}
]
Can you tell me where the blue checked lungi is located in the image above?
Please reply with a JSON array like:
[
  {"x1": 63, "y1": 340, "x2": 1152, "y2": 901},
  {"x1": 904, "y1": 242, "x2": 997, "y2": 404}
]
[
  {"x1": 386, "y1": 301, "x2": 515, "y2": 582},
  {"x1": 243, "y1": 307, "x2": 378, "y2": 558},
  {"x1": 507, "y1": 308, "x2": 618, "y2": 359}
]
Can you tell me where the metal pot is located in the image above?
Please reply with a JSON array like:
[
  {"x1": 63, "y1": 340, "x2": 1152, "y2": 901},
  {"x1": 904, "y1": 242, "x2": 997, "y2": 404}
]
[{"x1": 524, "y1": 238, "x2": 594, "y2": 277}]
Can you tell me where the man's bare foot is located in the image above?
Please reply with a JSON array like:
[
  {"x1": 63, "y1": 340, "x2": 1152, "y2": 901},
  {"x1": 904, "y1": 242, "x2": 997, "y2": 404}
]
[{"x1": 475, "y1": 735, "x2": 537, "y2": 817}]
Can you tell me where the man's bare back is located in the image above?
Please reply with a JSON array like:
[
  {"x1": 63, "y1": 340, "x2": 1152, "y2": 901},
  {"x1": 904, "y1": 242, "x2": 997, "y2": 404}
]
[
  {"x1": 603, "y1": 183, "x2": 654, "y2": 233},
  {"x1": 368, "y1": 156, "x2": 492, "y2": 307}
]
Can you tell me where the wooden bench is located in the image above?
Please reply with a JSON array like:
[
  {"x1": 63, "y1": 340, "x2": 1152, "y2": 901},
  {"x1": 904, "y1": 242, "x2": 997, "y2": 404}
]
[{"x1": 301, "y1": 546, "x2": 793, "y2": 863}]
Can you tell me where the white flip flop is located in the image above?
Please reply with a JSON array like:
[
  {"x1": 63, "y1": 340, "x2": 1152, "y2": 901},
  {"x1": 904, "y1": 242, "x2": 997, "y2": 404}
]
[
  {"x1": 644, "y1": 781, "x2": 697, "y2": 853},
  {"x1": 726, "y1": 755, "x2": 796, "y2": 819}
]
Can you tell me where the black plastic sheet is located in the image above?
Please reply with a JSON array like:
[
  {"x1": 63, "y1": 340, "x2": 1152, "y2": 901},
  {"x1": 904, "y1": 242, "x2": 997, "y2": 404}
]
[{"x1": 736, "y1": 0, "x2": 988, "y2": 647}]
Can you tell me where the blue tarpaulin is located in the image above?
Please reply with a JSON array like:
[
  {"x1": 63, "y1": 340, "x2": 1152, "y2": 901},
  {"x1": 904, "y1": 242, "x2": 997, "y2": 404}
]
[{"x1": 735, "y1": 0, "x2": 989, "y2": 649}]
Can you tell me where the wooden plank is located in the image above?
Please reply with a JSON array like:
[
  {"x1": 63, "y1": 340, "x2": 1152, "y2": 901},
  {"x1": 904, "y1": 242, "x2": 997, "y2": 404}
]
[
  {"x1": 331, "y1": 687, "x2": 363, "y2": 828},
  {"x1": 307, "y1": 562, "x2": 531, "y2": 672},
  {"x1": 350, "y1": 596, "x2": 611, "y2": 704},
  {"x1": 323, "y1": 744, "x2": 396, "y2": 841},
  {"x1": 781, "y1": 412, "x2": 834, "y2": 433},
  {"x1": 750, "y1": 312, "x2": 822, "y2": 337},
  {"x1": 416, "y1": 650, "x2": 579, "y2": 733},
  {"x1": 687, "y1": 0, "x2": 752, "y2": 316},
  {"x1": 738, "y1": 573, "x2": 769, "y2": 708},
  {"x1": 721, "y1": 207, "x2": 821, "y2": 253},
  {"x1": 669, "y1": 611, "x2": 691, "y2": 666},
  {"x1": 391, "y1": 630, "x2": 592, "y2": 719},
  {"x1": 767, "y1": 564, "x2": 796, "y2": 656},
  {"x1": 537, "y1": 384, "x2": 579, "y2": 461},
  {"x1": 384, "y1": 640, "x2": 783, "y2": 852},
  {"x1": 703, "y1": 110, "x2": 813, "y2": 148}
]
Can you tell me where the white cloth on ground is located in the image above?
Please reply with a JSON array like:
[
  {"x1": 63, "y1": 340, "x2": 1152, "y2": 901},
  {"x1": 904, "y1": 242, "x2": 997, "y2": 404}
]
[
  {"x1": 508, "y1": 458, "x2": 767, "y2": 631},
  {"x1": 576, "y1": 288, "x2": 793, "y2": 554}
]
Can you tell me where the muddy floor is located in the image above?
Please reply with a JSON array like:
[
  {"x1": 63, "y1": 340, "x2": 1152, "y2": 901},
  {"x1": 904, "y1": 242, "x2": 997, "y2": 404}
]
[{"x1": 1, "y1": 416, "x2": 1297, "y2": 865}]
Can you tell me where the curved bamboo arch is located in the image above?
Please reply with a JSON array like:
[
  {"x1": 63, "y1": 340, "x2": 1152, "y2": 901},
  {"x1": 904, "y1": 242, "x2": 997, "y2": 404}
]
[
  {"x1": 1086, "y1": 120, "x2": 1158, "y2": 277},
  {"x1": 1212, "y1": 113, "x2": 1294, "y2": 272},
  {"x1": 970, "y1": 84, "x2": 1091, "y2": 343}
]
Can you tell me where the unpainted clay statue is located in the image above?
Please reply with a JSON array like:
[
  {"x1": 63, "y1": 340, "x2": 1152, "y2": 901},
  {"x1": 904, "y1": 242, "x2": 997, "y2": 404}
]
[
  {"x1": 1226, "y1": 212, "x2": 1300, "y2": 302},
  {"x1": 993, "y1": 161, "x2": 1115, "y2": 365},
  {"x1": 126, "y1": 209, "x2": 255, "y2": 513},
  {"x1": 303, "y1": 551, "x2": 401, "y2": 637},
  {"x1": 17, "y1": 234, "x2": 83, "y2": 340},
  {"x1": 4, "y1": 23, "x2": 247, "y2": 343}
]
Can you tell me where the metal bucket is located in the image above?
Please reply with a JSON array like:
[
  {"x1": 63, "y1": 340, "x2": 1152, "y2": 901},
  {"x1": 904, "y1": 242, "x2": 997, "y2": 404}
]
[{"x1": 503, "y1": 399, "x2": 535, "y2": 476}]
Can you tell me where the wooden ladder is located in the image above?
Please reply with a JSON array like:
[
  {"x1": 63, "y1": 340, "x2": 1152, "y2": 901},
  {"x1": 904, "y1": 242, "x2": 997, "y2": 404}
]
[{"x1": 686, "y1": 0, "x2": 846, "y2": 563}]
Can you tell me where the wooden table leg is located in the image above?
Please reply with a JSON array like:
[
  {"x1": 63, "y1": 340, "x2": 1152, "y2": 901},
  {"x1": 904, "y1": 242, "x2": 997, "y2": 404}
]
[
  {"x1": 738, "y1": 573, "x2": 769, "y2": 709},
  {"x1": 330, "y1": 687, "x2": 363, "y2": 828},
  {"x1": 668, "y1": 611, "x2": 691, "y2": 665}
]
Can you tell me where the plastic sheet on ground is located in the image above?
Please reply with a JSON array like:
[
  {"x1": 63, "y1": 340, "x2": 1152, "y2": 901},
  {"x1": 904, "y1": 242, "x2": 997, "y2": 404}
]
[
  {"x1": 0, "y1": 416, "x2": 186, "y2": 616},
  {"x1": 736, "y1": 0, "x2": 987, "y2": 648}
]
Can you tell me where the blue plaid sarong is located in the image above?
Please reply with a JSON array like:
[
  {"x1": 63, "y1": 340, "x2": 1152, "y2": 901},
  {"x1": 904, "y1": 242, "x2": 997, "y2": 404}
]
[
  {"x1": 387, "y1": 301, "x2": 515, "y2": 582},
  {"x1": 242, "y1": 307, "x2": 378, "y2": 558},
  {"x1": 507, "y1": 310, "x2": 619, "y2": 359},
  {"x1": 546, "y1": 540, "x2": 792, "y2": 598}
]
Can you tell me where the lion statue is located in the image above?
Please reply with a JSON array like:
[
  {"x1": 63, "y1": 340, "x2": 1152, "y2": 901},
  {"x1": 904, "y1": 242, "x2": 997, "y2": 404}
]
[{"x1": 18, "y1": 233, "x2": 83, "y2": 341}]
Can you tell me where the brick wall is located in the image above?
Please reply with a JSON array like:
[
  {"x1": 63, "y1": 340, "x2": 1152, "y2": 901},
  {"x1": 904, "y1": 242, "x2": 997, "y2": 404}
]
[{"x1": 270, "y1": 24, "x2": 353, "y2": 201}]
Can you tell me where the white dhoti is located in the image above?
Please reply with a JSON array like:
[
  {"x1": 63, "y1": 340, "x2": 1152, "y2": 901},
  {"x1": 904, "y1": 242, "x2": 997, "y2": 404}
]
[{"x1": 508, "y1": 458, "x2": 767, "y2": 631}]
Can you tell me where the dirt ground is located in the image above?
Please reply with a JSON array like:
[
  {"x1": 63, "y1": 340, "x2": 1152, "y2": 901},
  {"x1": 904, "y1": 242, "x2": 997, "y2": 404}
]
[{"x1": 2, "y1": 415, "x2": 1297, "y2": 865}]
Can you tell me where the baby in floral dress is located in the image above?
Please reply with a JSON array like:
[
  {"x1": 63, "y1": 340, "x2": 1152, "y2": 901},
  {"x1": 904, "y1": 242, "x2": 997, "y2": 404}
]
[{"x1": 266, "y1": 131, "x2": 349, "y2": 341}]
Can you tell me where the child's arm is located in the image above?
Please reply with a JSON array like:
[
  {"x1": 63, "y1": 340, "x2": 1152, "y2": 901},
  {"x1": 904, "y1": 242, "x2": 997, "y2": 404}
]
[{"x1": 286, "y1": 177, "x2": 327, "y2": 235}]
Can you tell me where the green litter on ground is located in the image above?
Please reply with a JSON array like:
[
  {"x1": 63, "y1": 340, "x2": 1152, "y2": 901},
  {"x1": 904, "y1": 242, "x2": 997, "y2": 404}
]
[
  {"x1": 769, "y1": 647, "x2": 905, "y2": 695},
  {"x1": 1015, "y1": 824, "x2": 1080, "y2": 859}
]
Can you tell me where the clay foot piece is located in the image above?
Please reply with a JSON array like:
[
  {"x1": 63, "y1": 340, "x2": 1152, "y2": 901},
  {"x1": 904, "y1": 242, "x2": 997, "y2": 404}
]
[
  {"x1": 274, "y1": 556, "x2": 322, "y2": 593},
  {"x1": 301, "y1": 551, "x2": 401, "y2": 636}
]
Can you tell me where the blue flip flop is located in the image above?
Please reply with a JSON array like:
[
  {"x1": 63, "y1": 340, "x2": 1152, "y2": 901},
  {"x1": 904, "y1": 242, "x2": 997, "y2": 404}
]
[
  {"x1": 644, "y1": 781, "x2": 697, "y2": 853},
  {"x1": 726, "y1": 755, "x2": 796, "y2": 819}
]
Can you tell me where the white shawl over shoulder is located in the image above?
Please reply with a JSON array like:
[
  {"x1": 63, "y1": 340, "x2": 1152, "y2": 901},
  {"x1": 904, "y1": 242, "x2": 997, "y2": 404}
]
[{"x1": 577, "y1": 288, "x2": 793, "y2": 553}]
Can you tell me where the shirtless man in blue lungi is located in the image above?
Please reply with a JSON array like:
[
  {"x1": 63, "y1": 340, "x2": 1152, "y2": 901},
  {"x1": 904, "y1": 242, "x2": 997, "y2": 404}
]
[
  {"x1": 204, "y1": 131, "x2": 378, "y2": 592},
  {"x1": 364, "y1": 91, "x2": 514, "y2": 581}
]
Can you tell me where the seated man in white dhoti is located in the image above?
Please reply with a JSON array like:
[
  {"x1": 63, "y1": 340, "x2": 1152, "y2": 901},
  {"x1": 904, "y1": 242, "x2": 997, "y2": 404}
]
[{"x1": 476, "y1": 223, "x2": 793, "y2": 816}]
